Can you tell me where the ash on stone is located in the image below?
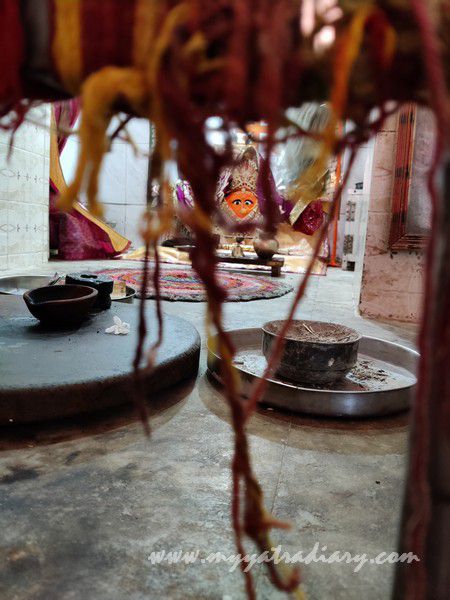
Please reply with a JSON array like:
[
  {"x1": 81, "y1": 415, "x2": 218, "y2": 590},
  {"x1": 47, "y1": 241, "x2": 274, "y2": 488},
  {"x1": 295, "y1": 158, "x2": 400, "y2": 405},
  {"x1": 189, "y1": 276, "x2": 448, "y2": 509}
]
[{"x1": 264, "y1": 320, "x2": 360, "y2": 344}]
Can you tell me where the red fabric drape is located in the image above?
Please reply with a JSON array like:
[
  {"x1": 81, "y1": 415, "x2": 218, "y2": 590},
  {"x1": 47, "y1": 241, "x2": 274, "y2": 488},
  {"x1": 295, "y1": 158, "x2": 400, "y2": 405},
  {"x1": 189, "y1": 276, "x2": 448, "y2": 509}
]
[
  {"x1": 0, "y1": 0, "x2": 24, "y2": 119},
  {"x1": 50, "y1": 100, "x2": 130, "y2": 259}
]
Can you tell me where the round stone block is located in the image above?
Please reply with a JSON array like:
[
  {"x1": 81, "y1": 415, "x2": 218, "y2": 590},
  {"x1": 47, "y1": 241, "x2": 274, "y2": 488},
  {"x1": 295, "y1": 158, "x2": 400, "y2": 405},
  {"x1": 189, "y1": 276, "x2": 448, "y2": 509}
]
[{"x1": 0, "y1": 296, "x2": 200, "y2": 423}]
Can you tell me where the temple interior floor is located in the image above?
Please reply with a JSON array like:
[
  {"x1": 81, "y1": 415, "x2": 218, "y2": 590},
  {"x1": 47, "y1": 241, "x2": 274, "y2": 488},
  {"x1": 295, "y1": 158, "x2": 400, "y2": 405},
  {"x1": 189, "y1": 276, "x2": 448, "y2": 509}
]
[{"x1": 0, "y1": 261, "x2": 418, "y2": 600}]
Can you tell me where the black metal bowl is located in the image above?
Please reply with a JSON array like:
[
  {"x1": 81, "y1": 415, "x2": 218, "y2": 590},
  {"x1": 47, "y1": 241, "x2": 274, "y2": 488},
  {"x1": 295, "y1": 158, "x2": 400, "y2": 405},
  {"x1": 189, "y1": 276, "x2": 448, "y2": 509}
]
[
  {"x1": 23, "y1": 285, "x2": 98, "y2": 325},
  {"x1": 262, "y1": 319, "x2": 361, "y2": 384},
  {"x1": 65, "y1": 273, "x2": 113, "y2": 310}
]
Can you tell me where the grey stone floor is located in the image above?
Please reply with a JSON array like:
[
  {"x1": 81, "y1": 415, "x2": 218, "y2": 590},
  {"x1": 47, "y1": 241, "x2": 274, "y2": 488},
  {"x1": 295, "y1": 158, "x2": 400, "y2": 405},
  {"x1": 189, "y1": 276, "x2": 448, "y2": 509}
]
[{"x1": 0, "y1": 261, "x2": 418, "y2": 600}]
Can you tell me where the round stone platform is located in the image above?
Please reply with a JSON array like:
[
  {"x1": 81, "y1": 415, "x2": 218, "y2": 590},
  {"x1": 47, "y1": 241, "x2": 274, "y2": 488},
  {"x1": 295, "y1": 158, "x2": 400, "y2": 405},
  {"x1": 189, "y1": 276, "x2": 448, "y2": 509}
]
[{"x1": 0, "y1": 296, "x2": 201, "y2": 424}]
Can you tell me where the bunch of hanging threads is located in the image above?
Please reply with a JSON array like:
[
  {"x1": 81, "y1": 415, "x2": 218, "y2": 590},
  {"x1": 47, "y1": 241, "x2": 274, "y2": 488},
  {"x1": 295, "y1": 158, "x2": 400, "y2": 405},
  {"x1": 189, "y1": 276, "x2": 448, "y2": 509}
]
[{"x1": 0, "y1": 1, "x2": 447, "y2": 598}]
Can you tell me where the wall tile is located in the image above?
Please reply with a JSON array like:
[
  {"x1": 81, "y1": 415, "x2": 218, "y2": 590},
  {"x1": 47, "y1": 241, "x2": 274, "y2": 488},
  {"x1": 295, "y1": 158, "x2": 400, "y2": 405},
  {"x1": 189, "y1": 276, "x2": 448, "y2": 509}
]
[
  {"x1": 11, "y1": 105, "x2": 49, "y2": 155},
  {"x1": 125, "y1": 144, "x2": 148, "y2": 205},
  {"x1": 43, "y1": 155, "x2": 50, "y2": 185},
  {"x1": 364, "y1": 211, "x2": 391, "y2": 256},
  {"x1": 39, "y1": 156, "x2": 50, "y2": 205},
  {"x1": 0, "y1": 199, "x2": 7, "y2": 255},
  {"x1": 98, "y1": 143, "x2": 127, "y2": 204},
  {"x1": 0, "y1": 106, "x2": 50, "y2": 273},
  {"x1": 102, "y1": 203, "x2": 126, "y2": 236},
  {"x1": 60, "y1": 136, "x2": 80, "y2": 183},
  {"x1": 369, "y1": 131, "x2": 396, "y2": 213},
  {"x1": 7, "y1": 201, "x2": 47, "y2": 255},
  {"x1": 7, "y1": 252, "x2": 45, "y2": 270},
  {"x1": 106, "y1": 116, "x2": 124, "y2": 141},
  {"x1": 125, "y1": 204, "x2": 145, "y2": 247},
  {"x1": 6, "y1": 202, "x2": 27, "y2": 255},
  {"x1": 381, "y1": 111, "x2": 398, "y2": 133},
  {"x1": 360, "y1": 123, "x2": 425, "y2": 324},
  {"x1": 0, "y1": 145, "x2": 44, "y2": 205},
  {"x1": 369, "y1": 195, "x2": 392, "y2": 216},
  {"x1": 122, "y1": 118, "x2": 150, "y2": 144},
  {"x1": 106, "y1": 117, "x2": 151, "y2": 145},
  {"x1": 43, "y1": 114, "x2": 50, "y2": 158},
  {"x1": 363, "y1": 251, "x2": 424, "y2": 294},
  {"x1": 40, "y1": 205, "x2": 49, "y2": 253}
]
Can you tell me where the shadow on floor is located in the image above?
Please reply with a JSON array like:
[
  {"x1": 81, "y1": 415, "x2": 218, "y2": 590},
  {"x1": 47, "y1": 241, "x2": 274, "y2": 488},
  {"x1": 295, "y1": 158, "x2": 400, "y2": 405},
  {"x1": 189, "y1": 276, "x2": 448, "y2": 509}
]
[
  {"x1": 199, "y1": 373, "x2": 409, "y2": 456},
  {"x1": 0, "y1": 376, "x2": 197, "y2": 451}
]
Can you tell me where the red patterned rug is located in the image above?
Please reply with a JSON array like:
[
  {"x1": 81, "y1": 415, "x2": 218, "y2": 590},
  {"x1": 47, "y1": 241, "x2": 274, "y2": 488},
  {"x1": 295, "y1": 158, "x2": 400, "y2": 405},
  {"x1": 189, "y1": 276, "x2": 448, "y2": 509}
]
[{"x1": 95, "y1": 267, "x2": 293, "y2": 302}]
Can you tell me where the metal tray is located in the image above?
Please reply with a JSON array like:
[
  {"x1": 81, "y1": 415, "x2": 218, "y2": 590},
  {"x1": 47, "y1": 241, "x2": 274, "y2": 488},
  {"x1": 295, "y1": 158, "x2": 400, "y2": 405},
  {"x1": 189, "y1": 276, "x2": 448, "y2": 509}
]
[
  {"x1": 0, "y1": 275, "x2": 53, "y2": 295},
  {"x1": 207, "y1": 328, "x2": 419, "y2": 417},
  {"x1": 111, "y1": 285, "x2": 136, "y2": 303}
]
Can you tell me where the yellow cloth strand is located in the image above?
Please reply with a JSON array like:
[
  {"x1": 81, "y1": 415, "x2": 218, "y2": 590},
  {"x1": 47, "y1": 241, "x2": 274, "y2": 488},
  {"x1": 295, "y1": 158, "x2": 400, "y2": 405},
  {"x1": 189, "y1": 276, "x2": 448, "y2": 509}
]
[
  {"x1": 52, "y1": 0, "x2": 82, "y2": 95},
  {"x1": 147, "y1": 3, "x2": 191, "y2": 159},
  {"x1": 133, "y1": 0, "x2": 161, "y2": 69},
  {"x1": 57, "y1": 67, "x2": 149, "y2": 216}
]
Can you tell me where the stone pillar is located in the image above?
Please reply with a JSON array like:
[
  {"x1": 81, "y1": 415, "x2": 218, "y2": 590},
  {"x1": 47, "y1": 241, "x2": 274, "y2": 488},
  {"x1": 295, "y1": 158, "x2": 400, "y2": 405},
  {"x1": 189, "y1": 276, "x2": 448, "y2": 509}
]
[{"x1": 359, "y1": 114, "x2": 425, "y2": 323}]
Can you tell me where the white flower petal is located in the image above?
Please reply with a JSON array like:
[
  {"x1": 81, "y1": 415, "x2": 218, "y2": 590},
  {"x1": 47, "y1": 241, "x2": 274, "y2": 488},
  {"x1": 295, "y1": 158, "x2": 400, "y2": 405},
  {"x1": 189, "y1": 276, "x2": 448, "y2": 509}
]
[{"x1": 105, "y1": 317, "x2": 130, "y2": 335}]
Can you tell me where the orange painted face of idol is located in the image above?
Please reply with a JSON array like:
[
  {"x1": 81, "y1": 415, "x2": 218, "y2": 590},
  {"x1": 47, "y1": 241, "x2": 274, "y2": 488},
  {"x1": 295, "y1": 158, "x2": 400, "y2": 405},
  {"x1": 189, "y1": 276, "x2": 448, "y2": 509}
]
[{"x1": 225, "y1": 190, "x2": 258, "y2": 219}]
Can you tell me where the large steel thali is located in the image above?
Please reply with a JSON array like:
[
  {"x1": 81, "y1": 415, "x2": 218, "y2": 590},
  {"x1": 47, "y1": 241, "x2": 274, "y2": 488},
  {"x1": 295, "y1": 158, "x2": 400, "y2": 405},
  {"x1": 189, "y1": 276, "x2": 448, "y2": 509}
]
[{"x1": 207, "y1": 327, "x2": 418, "y2": 418}]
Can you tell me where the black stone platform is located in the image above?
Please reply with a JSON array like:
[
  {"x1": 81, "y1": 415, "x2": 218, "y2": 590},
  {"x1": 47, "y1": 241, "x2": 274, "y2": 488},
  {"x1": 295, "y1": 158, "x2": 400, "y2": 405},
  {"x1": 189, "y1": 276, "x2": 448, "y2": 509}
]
[{"x1": 0, "y1": 296, "x2": 200, "y2": 424}]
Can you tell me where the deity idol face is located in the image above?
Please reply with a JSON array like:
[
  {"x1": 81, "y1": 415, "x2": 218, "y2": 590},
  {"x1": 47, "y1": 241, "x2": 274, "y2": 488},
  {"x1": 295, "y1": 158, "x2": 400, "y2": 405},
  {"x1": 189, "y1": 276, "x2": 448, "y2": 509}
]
[{"x1": 225, "y1": 190, "x2": 258, "y2": 220}]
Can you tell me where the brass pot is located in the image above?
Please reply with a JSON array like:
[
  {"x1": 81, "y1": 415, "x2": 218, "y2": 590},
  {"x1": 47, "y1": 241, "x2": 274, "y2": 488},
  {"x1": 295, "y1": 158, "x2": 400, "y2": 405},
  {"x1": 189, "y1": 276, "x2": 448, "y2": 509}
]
[{"x1": 253, "y1": 230, "x2": 279, "y2": 259}]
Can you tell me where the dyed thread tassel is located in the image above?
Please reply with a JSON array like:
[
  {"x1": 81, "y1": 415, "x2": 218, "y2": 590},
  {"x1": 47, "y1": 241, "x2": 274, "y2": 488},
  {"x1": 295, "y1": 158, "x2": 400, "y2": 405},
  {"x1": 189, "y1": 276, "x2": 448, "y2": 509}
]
[{"x1": 0, "y1": 0, "x2": 24, "y2": 120}]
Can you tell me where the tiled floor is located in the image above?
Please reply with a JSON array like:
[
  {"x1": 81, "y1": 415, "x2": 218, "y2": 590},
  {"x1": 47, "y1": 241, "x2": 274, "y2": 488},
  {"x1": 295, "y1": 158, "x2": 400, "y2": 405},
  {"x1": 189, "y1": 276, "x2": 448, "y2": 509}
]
[{"x1": 0, "y1": 260, "x2": 419, "y2": 600}]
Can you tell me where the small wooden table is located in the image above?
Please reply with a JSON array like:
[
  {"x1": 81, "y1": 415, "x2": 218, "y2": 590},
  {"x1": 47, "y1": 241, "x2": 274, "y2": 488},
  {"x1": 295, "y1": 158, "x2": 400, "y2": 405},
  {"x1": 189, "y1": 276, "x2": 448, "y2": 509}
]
[
  {"x1": 176, "y1": 246, "x2": 285, "y2": 277},
  {"x1": 215, "y1": 253, "x2": 285, "y2": 277}
]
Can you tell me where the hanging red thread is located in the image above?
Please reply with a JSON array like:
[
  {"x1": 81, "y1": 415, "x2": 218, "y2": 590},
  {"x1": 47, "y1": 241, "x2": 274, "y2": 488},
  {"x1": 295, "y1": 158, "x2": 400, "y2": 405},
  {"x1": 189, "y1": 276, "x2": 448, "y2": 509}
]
[
  {"x1": 402, "y1": 1, "x2": 448, "y2": 598},
  {"x1": 0, "y1": 0, "x2": 24, "y2": 122}
]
